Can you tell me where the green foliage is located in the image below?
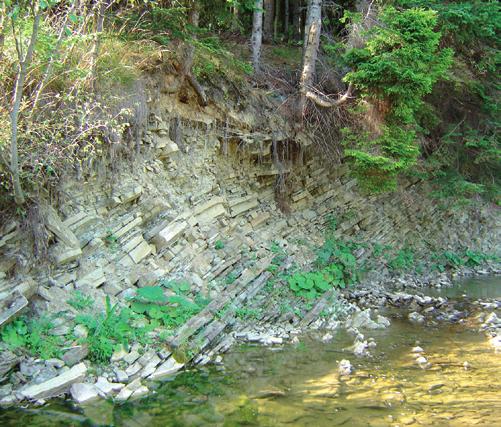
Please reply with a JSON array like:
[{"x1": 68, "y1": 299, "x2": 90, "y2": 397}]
[
  {"x1": 395, "y1": 1, "x2": 500, "y2": 51},
  {"x1": 235, "y1": 307, "x2": 260, "y2": 320},
  {"x1": 426, "y1": 127, "x2": 500, "y2": 206},
  {"x1": 345, "y1": 6, "x2": 453, "y2": 121},
  {"x1": 431, "y1": 249, "x2": 498, "y2": 272},
  {"x1": 214, "y1": 240, "x2": 225, "y2": 250},
  {"x1": 129, "y1": 286, "x2": 205, "y2": 330},
  {"x1": 287, "y1": 266, "x2": 344, "y2": 300},
  {"x1": 343, "y1": 125, "x2": 420, "y2": 192},
  {"x1": 387, "y1": 248, "x2": 415, "y2": 272},
  {"x1": 287, "y1": 233, "x2": 360, "y2": 300},
  {"x1": 75, "y1": 296, "x2": 141, "y2": 362},
  {"x1": 341, "y1": 6, "x2": 453, "y2": 192},
  {"x1": 393, "y1": 1, "x2": 500, "y2": 204},
  {"x1": 67, "y1": 291, "x2": 94, "y2": 311},
  {"x1": 1, "y1": 316, "x2": 63, "y2": 360},
  {"x1": 225, "y1": 271, "x2": 238, "y2": 285}
]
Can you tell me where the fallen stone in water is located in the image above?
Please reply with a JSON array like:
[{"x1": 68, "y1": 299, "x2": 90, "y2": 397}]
[
  {"x1": 20, "y1": 362, "x2": 87, "y2": 400},
  {"x1": 485, "y1": 312, "x2": 499, "y2": 325},
  {"x1": 94, "y1": 377, "x2": 124, "y2": 397},
  {"x1": 253, "y1": 389, "x2": 286, "y2": 399},
  {"x1": 114, "y1": 368, "x2": 128, "y2": 383},
  {"x1": 352, "y1": 340, "x2": 368, "y2": 357},
  {"x1": 115, "y1": 378, "x2": 144, "y2": 401},
  {"x1": 412, "y1": 346, "x2": 424, "y2": 353},
  {"x1": 148, "y1": 357, "x2": 184, "y2": 380},
  {"x1": 321, "y1": 333, "x2": 333, "y2": 343},
  {"x1": 429, "y1": 383, "x2": 445, "y2": 392},
  {"x1": 346, "y1": 309, "x2": 384, "y2": 330},
  {"x1": 408, "y1": 312, "x2": 425, "y2": 324},
  {"x1": 70, "y1": 383, "x2": 99, "y2": 404},
  {"x1": 338, "y1": 359, "x2": 353, "y2": 376}
]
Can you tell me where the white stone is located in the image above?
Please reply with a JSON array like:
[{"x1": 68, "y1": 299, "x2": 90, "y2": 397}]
[
  {"x1": 131, "y1": 386, "x2": 149, "y2": 399},
  {"x1": 153, "y1": 221, "x2": 187, "y2": 250},
  {"x1": 73, "y1": 325, "x2": 88, "y2": 339},
  {"x1": 338, "y1": 359, "x2": 353, "y2": 376},
  {"x1": 485, "y1": 312, "x2": 499, "y2": 325},
  {"x1": 70, "y1": 383, "x2": 99, "y2": 404},
  {"x1": 95, "y1": 377, "x2": 124, "y2": 396},
  {"x1": 115, "y1": 378, "x2": 142, "y2": 401},
  {"x1": 21, "y1": 363, "x2": 87, "y2": 400},
  {"x1": 114, "y1": 369, "x2": 129, "y2": 383},
  {"x1": 148, "y1": 357, "x2": 184, "y2": 380},
  {"x1": 140, "y1": 354, "x2": 162, "y2": 378},
  {"x1": 408, "y1": 312, "x2": 425, "y2": 324},
  {"x1": 76, "y1": 268, "x2": 106, "y2": 289}
]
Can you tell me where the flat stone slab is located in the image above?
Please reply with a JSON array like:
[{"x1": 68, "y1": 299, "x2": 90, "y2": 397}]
[
  {"x1": 20, "y1": 362, "x2": 87, "y2": 400},
  {"x1": 0, "y1": 290, "x2": 28, "y2": 328},
  {"x1": 148, "y1": 357, "x2": 184, "y2": 380},
  {"x1": 70, "y1": 383, "x2": 99, "y2": 404}
]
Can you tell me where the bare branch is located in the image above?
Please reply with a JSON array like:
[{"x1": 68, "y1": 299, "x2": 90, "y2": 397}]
[{"x1": 305, "y1": 83, "x2": 353, "y2": 108}]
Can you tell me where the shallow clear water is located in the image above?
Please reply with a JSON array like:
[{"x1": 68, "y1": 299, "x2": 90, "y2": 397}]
[
  {"x1": 1, "y1": 277, "x2": 500, "y2": 427},
  {"x1": 426, "y1": 275, "x2": 501, "y2": 300}
]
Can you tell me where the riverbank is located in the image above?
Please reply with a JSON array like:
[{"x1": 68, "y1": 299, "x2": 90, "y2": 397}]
[{"x1": 0, "y1": 259, "x2": 499, "y2": 408}]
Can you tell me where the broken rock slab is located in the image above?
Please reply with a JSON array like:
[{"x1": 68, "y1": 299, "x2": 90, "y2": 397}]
[
  {"x1": 70, "y1": 382, "x2": 99, "y2": 404},
  {"x1": 148, "y1": 357, "x2": 184, "y2": 380},
  {"x1": 50, "y1": 244, "x2": 82, "y2": 266},
  {"x1": 43, "y1": 205, "x2": 81, "y2": 249},
  {"x1": 153, "y1": 220, "x2": 187, "y2": 251},
  {"x1": 0, "y1": 290, "x2": 28, "y2": 328},
  {"x1": 20, "y1": 362, "x2": 87, "y2": 400}
]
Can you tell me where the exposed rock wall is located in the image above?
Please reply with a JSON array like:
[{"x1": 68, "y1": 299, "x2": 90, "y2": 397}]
[{"x1": 0, "y1": 91, "x2": 499, "y2": 319}]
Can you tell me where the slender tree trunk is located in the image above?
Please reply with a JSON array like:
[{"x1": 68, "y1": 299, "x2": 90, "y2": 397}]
[
  {"x1": 263, "y1": 0, "x2": 274, "y2": 42},
  {"x1": 0, "y1": 4, "x2": 5, "y2": 61},
  {"x1": 291, "y1": 0, "x2": 301, "y2": 40},
  {"x1": 251, "y1": 0, "x2": 264, "y2": 73},
  {"x1": 32, "y1": 3, "x2": 76, "y2": 113},
  {"x1": 90, "y1": 0, "x2": 107, "y2": 90},
  {"x1": 181, "y1": 1, "x2": 207, "y2": 106},
  {"x1": 298, "y1": 0, "x2": 321, "y2": 118},
  {"x1": 347, "y1": 0, "x2": 377, "y2": 49},
  {"x1": 284, "y1": 0, "x2": 289, "y2": 38},
  {"x1": 10, "y1": 8, "x2": 42, "y2": 205},
  {"x1": 273, "y1": 0, "x2": 280, "y2": 40}
]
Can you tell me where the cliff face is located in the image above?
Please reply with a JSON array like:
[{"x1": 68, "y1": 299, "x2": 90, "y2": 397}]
[{"x1": 1, "y1": 84, "x2": 498, "y2": 321}]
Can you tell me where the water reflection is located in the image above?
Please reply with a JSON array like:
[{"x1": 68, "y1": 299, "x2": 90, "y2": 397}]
[{"x1": 1, "y1": 277, "x2": 500, "y2": 426}]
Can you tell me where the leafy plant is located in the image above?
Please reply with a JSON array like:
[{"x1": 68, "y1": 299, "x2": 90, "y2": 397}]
[
  {"x1": 129, "y1": 286, "x2": 204, "y2": 330},
  {"x1": 225, "y1": 271, "x2": 238, "y2": 285},
  {"x1": 67, "y1": 291, "x2": 94, "y2": 311},
  {"x1": 214, "y1": 240, "x2": 225, "y2": 250},
  {"x1": 1, "y1": 316, "x2": 63, "y2": 360},
  {"x1": 75, "y1": 296, "x2": 142, "y2": 362},
  {"x1": 235, "y1": 307, "x2": 260, "y2": 320},
  {"x1": 387, "y1": 248, "x2": 415, "y2": 272}
]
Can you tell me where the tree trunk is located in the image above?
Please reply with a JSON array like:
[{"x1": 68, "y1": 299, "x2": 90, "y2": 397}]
[
  {"x1": 0, "y1": 4, "x2": 5, "y2": 61},
  {"x1": 89, "y1": 0, "x2": 107, "y2": 90},
  {"x1": 263, "y1": 0, "x2": 274, "y2": 43},
  {"x1": 273, "y1": 0, "x2": 280, "y2": 40},
  {"x1": 284, "y1": 0, "x2": 289, "y2": 38},
  {"x1": 181, "y1": 1, "x2": 207, "y2": 106},
  {"x1": 298, "y1": 0, "x2": 321, "y2": 118},
  {"x1": 32, "y1": 2, "x2": 76, "y2": 113},
  {"x1": 347, "y1": 0, "x2": 377, "y2": 49},
  {"x1": 291, "y1": 0, "x2": 301, "y2": 40},
  {"x1": 10, "y1": 8, "x2": 42, "y2": 205},
  {"x1": 251, "y1": 0, "x2": 264, "y2": 73}
]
